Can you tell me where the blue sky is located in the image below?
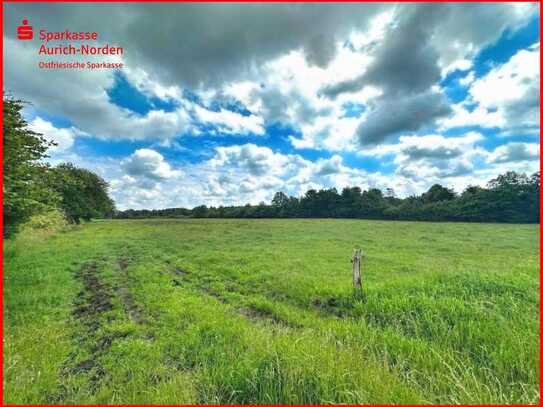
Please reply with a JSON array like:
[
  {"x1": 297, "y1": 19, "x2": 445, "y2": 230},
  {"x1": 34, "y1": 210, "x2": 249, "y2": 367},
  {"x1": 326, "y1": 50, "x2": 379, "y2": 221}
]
[{"x1": 4, "y1": 3, "x2": 540, "y2": 209}]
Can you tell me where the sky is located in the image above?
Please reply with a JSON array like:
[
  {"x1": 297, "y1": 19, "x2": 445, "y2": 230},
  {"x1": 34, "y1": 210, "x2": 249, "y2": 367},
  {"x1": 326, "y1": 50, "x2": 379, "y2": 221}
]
[{"x1": 3, "y1": 2, "x2": 540, "y2": 210}]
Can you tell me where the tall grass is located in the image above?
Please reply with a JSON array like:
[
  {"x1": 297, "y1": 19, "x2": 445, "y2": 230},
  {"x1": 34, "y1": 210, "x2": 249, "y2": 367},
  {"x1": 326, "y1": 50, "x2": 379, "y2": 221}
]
[{"x1": 3, "y1": 219, "x2": 539, "y2": 404}]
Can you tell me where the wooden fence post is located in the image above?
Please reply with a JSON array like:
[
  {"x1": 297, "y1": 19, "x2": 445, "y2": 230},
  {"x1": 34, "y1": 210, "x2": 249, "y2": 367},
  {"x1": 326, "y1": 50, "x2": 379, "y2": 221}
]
[{"x1": 352, "y1": 248, "x2": 362, "y2": 291}]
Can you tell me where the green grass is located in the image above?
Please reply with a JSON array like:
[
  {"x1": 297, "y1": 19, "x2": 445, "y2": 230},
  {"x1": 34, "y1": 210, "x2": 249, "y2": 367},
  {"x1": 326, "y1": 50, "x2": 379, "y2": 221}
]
[{"x1": 3, "y1": 219, "x2": 540, "y2": 404}]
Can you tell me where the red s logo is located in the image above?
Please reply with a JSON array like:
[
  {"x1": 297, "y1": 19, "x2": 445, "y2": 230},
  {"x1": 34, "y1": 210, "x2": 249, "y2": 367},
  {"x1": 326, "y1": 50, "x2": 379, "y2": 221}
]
[{"x1": 17, "y1": 18, "x2": 33, "y2": 40}]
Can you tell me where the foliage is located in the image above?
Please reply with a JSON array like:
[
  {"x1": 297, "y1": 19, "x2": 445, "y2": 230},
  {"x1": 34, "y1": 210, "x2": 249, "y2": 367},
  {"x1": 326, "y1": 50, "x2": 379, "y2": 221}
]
[
  {"x1": 20, "y1": 208, "x2": 69, "y2": 234},
  {"x1": 47, "y1": 163, "x2": 116, "y2": 224},
  {"x1": 421, "y1": 184, "x2": 456, "y2": 203},
  {"x1": 3, "y1": 96, "x2": 60, "y2": 236},
  {"x1": 4, "y1": 219, "x2": 539, "y2": 403},
  {"x1": 116, "y1": 171, "x2": 540, "y2": 223}
]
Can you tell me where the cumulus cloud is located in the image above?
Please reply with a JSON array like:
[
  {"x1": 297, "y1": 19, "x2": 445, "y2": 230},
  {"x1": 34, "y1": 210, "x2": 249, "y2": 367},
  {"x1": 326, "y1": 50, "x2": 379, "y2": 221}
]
[
  {"x1": 6, "y1": 2, "x2": 536, "y2": 89},
  {"x1": 441, "y1": 43, "x2": 540, "y2": 134},
  {"x1": 209, "y1": 144, "x2": 305, "y2": 177},
  {"x1": 359, "y1": 132, "x2": 487, "y2": 183},
  {"x1": 433, "y1": 2, "x2": 537, "y2": 74},
  {"x1": 316, "y1": 3, "x2": 537, "y2": 149},
  {"x1": 291, "y1": 115, "x2": 363, "y2": 151},
  {"x1": 319, "y1": 5, "x2": 452, "y2": 147},
  {"x1": 192, "y1": 105, "x2": 265, "y2": 136},
  {"x1": 459, "y1": 71, "x2": 476, "y2": 87},
  {"x1": 75, "y1": 136, "x2": 539, "y2": 211},
  {"x1": 397, "y1": 132, "x2": 484, "y2": 160},
  {"x1": 470, "y1": 43, "x2": 539, "y2": 132},
  {"x1": 28, "y1": 117, "x2": 78, "y2": 152},
  {"x1": 321, "y1": 2, "x2": 537, "y2": 99},
  {"x1": 218, "y1": 50, "x2": 379, "y2": 152},
  {"x1": 358, "y1": 132, "x2": 535, "y2": 193},
  {"x1": 4, "y1": 38, "x2": 272, "y2": 144},
  {"x1": 121, "y1": 149, "x2": 181, "y2": 181},
  {"x1": 355, "y1": 91, "x2": 451, "y2": 146},
  {"x1": 488, "y1": 142, "x2": 539, "y2": 164},
  {"x1": 323, "y1": 4, "x2": 443, "y2": 99}
]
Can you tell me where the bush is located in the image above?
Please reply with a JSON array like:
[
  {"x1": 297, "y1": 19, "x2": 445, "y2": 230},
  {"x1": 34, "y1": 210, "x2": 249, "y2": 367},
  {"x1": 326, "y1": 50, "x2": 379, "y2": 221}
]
[{"x1": 20, "y1": 209, "x2": 69, "y2": 235}]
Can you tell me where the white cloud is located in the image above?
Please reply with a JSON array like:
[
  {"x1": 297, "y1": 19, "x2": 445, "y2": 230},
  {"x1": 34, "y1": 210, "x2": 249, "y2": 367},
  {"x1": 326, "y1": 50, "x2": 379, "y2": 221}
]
[
  {"x1": 433, "y1": 2, "x2": 537, "y2": 75},
  {"x1": 209, "y1": 144, "x2": 305, "y2": 177},
  {"x1": 192, "y1": 104, "x2": 265, "y2": 135},
  {"x1": 5, "y1": 4, "x2": 539, "y2": 151},
  {"x1": 28, "y1": 117, "x2": 77, "y2": 152},
  {"x1": 487, "y1": 142, "x2": 539, "y2": 164},
  {"x1": 121, "y1": 149, "x2": 182, "y2": 181},
  {"x1": 394, "y1": 134, "x2": 485, "y2": 179},
  {"x1": 219, "y1": 49, "x2": 382, "y2": 152},
  {"x1": 291, "y1": 115, "x2": 363, "y2": 151},
  {"x1": 357, "y1": 132, "x2": 488, "y2": 187},
  {"x1": 470, "y1": 43, "x2": 539, "y2": 109},
  {"x1": 443, "y1": 59, "x2": 473, "y2": 76},
  {"x1": 4, "y1": 39, "x2": 269, "y2": 144},
  {"x1": 441, "y1": 43, "x2": 540, "y2": 134}
]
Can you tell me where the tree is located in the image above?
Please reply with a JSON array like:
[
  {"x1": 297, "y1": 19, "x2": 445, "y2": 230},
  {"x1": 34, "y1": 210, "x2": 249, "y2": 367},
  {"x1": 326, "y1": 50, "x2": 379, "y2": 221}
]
[
  {"x1": 192, "y1": 205, "x2": 208, "y2": 218},
  {"x1": 271, "y1": 191, "x2": 289, "y2": 217},
  {"x1": 3, "y1": 96, "x2": 60, "y2": 236},
  {"x1": 339, "y1": 187, "x2": 362, "y2": 217},
  {"x1": 421, "y1": 184, "x2": 456, "y2": 203},
  {"x1": 360, "y1": 188, "x2": 387, "y2": 218},
  {"x1": 47, "y1": 163, "x2": 115, "y2": 224},
  {"x1": 483, "y1": 171, "x2": 539, "y2": 222},
  {"x1": 271, "y1": 192, "x2": 289, "y2": 208}
]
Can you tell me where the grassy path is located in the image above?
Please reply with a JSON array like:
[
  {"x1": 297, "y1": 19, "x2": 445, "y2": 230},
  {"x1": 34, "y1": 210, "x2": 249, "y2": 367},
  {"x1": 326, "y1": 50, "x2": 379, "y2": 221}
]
[{"x1": 3, "y1": 219, "x2": 540, "y2": 403}]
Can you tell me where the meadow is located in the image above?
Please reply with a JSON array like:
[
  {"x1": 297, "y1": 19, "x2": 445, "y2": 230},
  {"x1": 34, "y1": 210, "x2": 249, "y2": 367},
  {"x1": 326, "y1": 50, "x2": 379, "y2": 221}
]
[{"x1": 3, "y1": 219, "x2": 540, "y2": 404}]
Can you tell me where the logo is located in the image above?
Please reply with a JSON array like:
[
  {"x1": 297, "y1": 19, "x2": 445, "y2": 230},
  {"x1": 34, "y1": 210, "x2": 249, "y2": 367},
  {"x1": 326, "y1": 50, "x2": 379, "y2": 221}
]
[{"x1": 17, "y1": 18, "x2": 33, "y2": 40}]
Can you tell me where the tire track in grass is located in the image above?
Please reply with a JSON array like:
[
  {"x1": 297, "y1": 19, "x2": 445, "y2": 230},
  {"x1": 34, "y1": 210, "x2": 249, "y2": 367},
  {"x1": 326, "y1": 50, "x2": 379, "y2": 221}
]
[
  {"x1": 166, "y1": 262, "x2": 355, "y2": 327},
  {"x1": 166, "y1": 260, "x2": 357, "y2": 323},
  {"x1": 117, "y1": 256, "x2": 148, "y2": 326},
  {"x1": 49, "y1": 257, "x2": 152, "y2": 402},
  {"x1": 48, "y1": 261, "x2": 120, "y2": 402},
  {"x1": 238, "y1": 304, "x2": 304, "y2": 329},
  {"x1": 168, "y1": 264, "x2": 303, "y2": 329}
]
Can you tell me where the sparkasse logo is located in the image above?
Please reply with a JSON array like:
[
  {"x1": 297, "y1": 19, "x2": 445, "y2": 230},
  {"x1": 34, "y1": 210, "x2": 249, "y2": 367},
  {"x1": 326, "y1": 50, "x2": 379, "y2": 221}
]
[
  {"x1": 17, "y1": 18, "x2": 33, "y2": 40},
  {"x1": 16, "y1": 18, "x2": 125, "y2": 70}
]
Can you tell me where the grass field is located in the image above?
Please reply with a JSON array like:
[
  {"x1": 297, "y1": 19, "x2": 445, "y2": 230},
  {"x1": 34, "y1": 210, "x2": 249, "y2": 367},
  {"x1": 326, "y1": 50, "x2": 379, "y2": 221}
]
[{"x1": 3, "y1": 219, "x2": 540, "y2": 404}]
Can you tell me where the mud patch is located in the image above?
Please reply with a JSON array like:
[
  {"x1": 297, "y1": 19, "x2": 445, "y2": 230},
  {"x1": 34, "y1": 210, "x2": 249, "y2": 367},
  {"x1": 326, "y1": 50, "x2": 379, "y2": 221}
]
[
  {"x1": 118, "y1": 256, "x2": 131, "y2": 271},
  {"x1": 175, "y1": 267, "x2": 191, "y2": 276},
  {"x1": 169, "y1": 266, "x2": 192, "y2": 288},
  {"x1": 72, "y1": 262, "x2": 114, "y2": 331},
  {"x1": 49, "y1": 261, "x2": 119, "y2": 401},
  {"x1": 168, "y1": 265, "x2": 227, "y2": 304},
  {"x1": 92, "y1": 331, "x2": 131, "y2": 353},
  {"x1": 239, "y1": 305, "x2": 303, "y2": 329},
  {"x1": 312, "y1": 296, "x2": 353, "y2": 318},
  {"x1": 200, "y1": 286, "x2": 228, "y2": 303},
  {"x1": 117, "y1": 257, "x2": 147, "y2": 325}
]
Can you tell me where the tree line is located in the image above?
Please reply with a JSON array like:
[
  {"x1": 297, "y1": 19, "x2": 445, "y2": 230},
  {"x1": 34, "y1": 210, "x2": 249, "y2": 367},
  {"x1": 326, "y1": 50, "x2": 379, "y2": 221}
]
[
  {"x1": 116, "y1": 171, "x2": 540, "y2": 223},
  {"x1": 4, "y1": 96, "x2": 115, "y2": 237}
]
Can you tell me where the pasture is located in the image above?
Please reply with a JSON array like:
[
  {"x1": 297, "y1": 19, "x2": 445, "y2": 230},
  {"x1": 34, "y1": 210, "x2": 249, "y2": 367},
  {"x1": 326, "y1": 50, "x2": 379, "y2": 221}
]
[{"x1": 3, "y1": 219, "x2": 540, "y2": 404}]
